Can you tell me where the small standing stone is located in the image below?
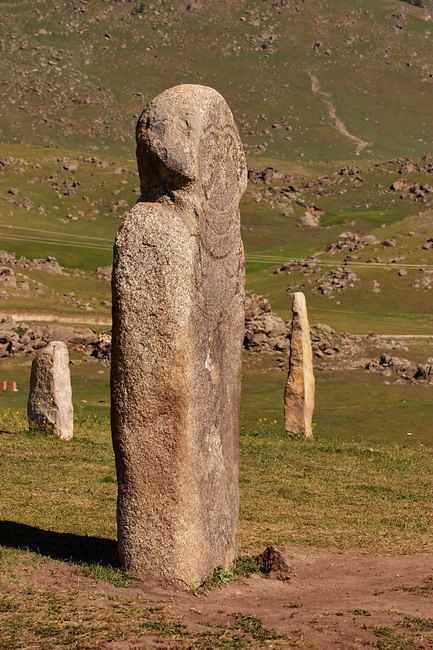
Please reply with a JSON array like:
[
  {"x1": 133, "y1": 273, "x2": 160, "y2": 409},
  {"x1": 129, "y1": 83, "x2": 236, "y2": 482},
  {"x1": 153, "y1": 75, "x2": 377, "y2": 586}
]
[
  {"x1": 27, "y1": 341, "x2": 73, "y2": 441},
  {"x1": 284, "y1": 292, "x2": 315, "y2": 438}
]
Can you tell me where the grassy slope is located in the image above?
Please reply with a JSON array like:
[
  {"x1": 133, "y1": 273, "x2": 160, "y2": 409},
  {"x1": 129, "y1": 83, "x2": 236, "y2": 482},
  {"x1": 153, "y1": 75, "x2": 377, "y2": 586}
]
[
  {"x1": 1, "y1": 0, "x2": 433, "y2": 331},
  {"x1": 2, "y1": 144, "x2": 433, "y2": 333},
  {"x1": 0, "y1": 0, "x2": 432, "y2": 161}
]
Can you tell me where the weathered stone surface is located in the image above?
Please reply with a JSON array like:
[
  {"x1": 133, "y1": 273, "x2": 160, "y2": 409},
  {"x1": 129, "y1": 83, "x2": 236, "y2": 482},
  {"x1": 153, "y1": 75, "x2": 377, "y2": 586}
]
[
  {"x1": 284, "y1": 292, "x2": 315, "y2": 438},
  {"x1": 27, "y1": 341, "x2": 73, "y2": 441},
  {"x1": 111, "y1": 84, "x2": 247, "y2": 587}
]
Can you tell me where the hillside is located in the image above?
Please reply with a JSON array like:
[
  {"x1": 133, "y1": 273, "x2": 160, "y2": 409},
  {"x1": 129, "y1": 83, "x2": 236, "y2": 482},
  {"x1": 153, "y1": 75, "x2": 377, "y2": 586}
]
[{"x1": 1, "y1": 0, "x2": 433, "y2": 161}]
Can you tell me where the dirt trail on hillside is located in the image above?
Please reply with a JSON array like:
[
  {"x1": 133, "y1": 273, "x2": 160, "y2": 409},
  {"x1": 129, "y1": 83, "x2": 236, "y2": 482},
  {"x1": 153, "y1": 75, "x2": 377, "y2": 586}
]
[
  {"x1": 309, "y1": 73, "x2": 372, "y2": 154},
  {"x1": 3, "y1": 311, "x2": 433, "y2": 342}
]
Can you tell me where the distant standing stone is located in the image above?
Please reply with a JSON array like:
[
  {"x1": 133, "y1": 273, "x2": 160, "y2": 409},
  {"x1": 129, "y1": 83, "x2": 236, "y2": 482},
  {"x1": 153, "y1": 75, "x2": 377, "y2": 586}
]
[
  {"x1": 111, "y1": 84, "x2": 247, "y2": 587},
  {"x1": 27, "y1": 341, "x2": 73, "y2": 441},
  {"x1": 284, "y1": 292, "x2": 315, "y2": 439}
]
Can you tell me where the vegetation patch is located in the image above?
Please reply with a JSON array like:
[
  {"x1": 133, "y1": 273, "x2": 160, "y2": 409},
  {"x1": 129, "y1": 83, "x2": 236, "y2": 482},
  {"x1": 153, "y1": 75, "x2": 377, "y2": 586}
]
[
  {"x1": 78, "y1": 563, "x2": 132, "y2": 588},
  {"x1": 232, "y1": 614, "x2": 279, "y2": 642},
  {"x1": 374, "y1": 627, "x2": 416, "y2": 650}
]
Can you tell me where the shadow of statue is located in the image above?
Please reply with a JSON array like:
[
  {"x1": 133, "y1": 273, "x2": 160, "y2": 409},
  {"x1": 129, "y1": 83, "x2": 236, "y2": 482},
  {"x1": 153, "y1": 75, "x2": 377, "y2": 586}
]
[{"x1": 0, "y1": 520, "x2": 118, "y2": 567}]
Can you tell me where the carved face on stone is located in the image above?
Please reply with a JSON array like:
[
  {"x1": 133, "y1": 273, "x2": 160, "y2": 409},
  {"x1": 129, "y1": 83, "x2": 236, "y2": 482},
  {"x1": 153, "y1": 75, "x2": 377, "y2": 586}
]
[{"x1": 136, "y1": 85, "x2": 247, "y2": 255}]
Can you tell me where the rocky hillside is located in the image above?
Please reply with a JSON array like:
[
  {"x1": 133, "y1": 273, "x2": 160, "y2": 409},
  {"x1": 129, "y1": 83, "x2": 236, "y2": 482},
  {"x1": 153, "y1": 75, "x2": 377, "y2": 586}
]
[{"x1": 1, "y1": 0, "x2": 433, "y2": 161}]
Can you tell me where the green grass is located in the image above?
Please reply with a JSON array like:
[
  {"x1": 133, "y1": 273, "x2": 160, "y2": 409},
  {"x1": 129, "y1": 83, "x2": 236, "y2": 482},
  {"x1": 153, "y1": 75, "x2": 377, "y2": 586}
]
[
  {"x1": 2, "y1": 0, "x2": 433, "y2": 161},
  {"x1": 1, "y1": 398, "x2": 433, "y2": 558},
  {"x1": 1, "y1": 143, "x2": 433, "y2": 340},
  {"x1": 402, "y1": 616, "x2": 433, "y2": 632},
  {"x1": 242, "y1": 355, "x2": 433, "y2": 445},
  {"x1": 78, "y1": 563, "x2": 131, "y2": 588},
  {"x1": 322, "y1": 206, "x2": 410, "y2": 227},
  {"x1": 247, "y1": 256, "x2": 433, "y2": 335},
  {"x1": 232, "y1": 615, "x2": 279, "y2": 643},
  {"x1": 240, "y1": 434, "x2": 433, "y2": 552},
  {"x1": 374, "y1": 627, "x2": 415, "y2": 650},
  {"x1": 200, "y1": 556, "x2": 260, "y2": 591}
]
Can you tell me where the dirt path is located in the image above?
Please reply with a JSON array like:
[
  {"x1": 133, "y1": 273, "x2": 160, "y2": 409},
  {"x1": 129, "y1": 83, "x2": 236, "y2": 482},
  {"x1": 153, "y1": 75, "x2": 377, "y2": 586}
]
[
  {"x1": 372, "y1": 333, "x2": 433, "y2": 339},
  {"x1": 0, "y1": 311, "x2": 111, "y2": 326},
  {"x1": 3, "y1": 311, "x2": 433, "y2": 342},
  {"x1": 3, "y1": 311, "x2": 433, "y2": 343},
  {"x1": 248, "y1": 253, "x2": 433, "y2": 270},
  {"x1": 2, "y1": 544, "x2": 433, "y2": 648},
  {"x1": 309, "y1": 73, "x2": 372, "y2": 155}
]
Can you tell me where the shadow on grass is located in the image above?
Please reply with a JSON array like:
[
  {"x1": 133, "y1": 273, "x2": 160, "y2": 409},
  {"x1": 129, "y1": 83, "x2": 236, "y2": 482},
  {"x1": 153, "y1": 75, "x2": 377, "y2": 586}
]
[{"x1": 0, "y1": 520, "x2": 118, "y2": 567}]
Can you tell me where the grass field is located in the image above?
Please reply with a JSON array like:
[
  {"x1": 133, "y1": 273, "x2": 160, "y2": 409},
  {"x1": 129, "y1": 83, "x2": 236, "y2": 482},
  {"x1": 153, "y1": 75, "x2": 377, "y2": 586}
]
[
  {"x1": 1, "y1": 403, "x2": 432, "y2": 564},
  {"x1": 2, "y1": 394, "x2": 433, "y2": 648},
  {"x1": 2, "y1": 340, "x2": 433, "y2": 563}
]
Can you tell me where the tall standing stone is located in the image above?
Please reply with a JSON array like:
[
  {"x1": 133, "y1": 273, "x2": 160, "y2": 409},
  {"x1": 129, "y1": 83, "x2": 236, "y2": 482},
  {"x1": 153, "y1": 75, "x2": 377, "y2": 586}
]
[
  {"x1": 284, "y1": 292, "x2": 315, "y2": 439},
  {"x1": 27, "y1": 341, "x2": 73, "y2": 441},
  {"x1": 111, "y1": 85, "x2": 247, "y2": 587}
]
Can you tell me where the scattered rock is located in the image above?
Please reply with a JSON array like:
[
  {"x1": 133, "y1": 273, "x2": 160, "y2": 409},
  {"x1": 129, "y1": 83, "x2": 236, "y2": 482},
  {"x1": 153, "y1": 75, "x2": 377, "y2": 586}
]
[
  {"x1": 365, "y1": 353, "x2": 433, "y2": 383},
  {"x1": 300, "y1": 205, "x2": 323, "y2": 227},
  {"x1": 96, "y1": 266, "x2": 112, "y2": 281},
  {"x1": 0, "y1": 267, "x2": 17, "y2": 288},
  {"x1": 327, "y1": 232, "x2": 379, "y2": 254},
  {"x1": 390, "y1": 179, "x2": 409, "y2": 192},
  {"x1": 88, "y1": 332, "x2": 111, "y2": 363},
  {"x1": 317, "y1": 268, "x2": 359, "y2": 295},
  {"x1": 311, "y1": 323, "x2": 361, "y2": 367},
  {"x1": 0, "y1": 250, "x2": 64, "y2": 275},
  {"x1": 0, "y1": 318, "x2": 98, "y2": 358},
  {"x1": 244, "y1": 294, "x2": 288, "y2": 351}
]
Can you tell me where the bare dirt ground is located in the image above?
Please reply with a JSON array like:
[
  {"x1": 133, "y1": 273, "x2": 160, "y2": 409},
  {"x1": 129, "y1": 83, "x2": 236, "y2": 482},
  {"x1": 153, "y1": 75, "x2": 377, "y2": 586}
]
[
  {"x1": 3, "y1": 543, "x2": 433, "y2": 648},
  {"x1": 112, "y1": 546, "x2": 433, "y2": 648}
]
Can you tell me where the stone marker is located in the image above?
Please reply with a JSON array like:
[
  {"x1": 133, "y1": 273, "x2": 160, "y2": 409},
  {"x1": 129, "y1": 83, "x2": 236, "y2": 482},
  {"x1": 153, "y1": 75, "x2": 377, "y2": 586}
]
[
  {"x1": 27, "y1": 341, "x2": 73, "y2": 441},
  {"x1": 284, "y1": 292, "x2": 315, "y2": 438},
  {"x1": 111, "y1": 84, "x2": 247, "y2": 587}
]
